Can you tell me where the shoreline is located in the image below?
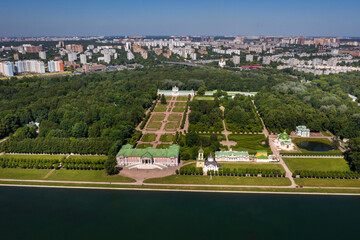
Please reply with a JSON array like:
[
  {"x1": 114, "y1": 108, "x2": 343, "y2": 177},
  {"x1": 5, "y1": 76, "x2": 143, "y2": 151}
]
[{"x1": 1, "y1": 182, "x2": 360, "y2": 196}]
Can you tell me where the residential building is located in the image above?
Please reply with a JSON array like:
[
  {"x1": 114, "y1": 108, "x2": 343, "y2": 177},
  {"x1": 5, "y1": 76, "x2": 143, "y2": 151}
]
[
  {"x1": 39, "y1": 51, "x2": 46, "y2": 60},
  {"x1": 127, "y1": 51, "x2": 135, "y2": 60},
  {"x1": 246, "y1": 54, "x2": 253, "y2": 62},
  {"x1": 68, "y1": 52, "x2": 77, "y2": 62},
  {"x1": 80, "y1": 54, "x2": 87, "y2": 64},
  {"x1": 232, "y1": 55, "x2": 240, "y2": 66},
  {"x1": 0, "y1": 62, "x2": 14, "y2": 76},
  {"x1": 104, "y1": 53, "x2": 111, "y2": 64}
]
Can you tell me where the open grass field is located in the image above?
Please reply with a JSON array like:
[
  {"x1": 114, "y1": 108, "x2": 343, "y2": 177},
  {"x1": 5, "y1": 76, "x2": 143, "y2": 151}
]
[
  {"x1": 228, "y1": 134, "x2": 272, "y2": 154},
  {"x1": 165, "y1": 121, "x2": 179, "y2": 130},
  {"x1": 195, "y1": 96, "x2": 215, "y2": 101},
  {"x1": 174, "y1": 102, "x2": 187, "y2": 106},
  {"x1": 176, "y1": 96, "x2": 188, "y2": 101},
  {"x1": 1, "y1": 154, "x2": 65, "y2": 160},
  {"x1": 150, "y1": 114, "x2": 165, "y2": 121},
  {"x1": 283, "y1": 158, "x2": 350, "y2": 172},
  {"x1": 295, "y1": 178, "x2": 360, "y2": 187},
  {"x1": 156, "y1": 144, "x2": 170, "y2": 149},
  {"x1": 136, "y1": 144, "x2": 153, "y2": 149},
  {"x1": 199, "y1": 134, "x2": 226, "y2": 141},
  {"x1": 160, "y1": 134, "x2": 174, "y2": 142},
  {"x1": 167, "y1": 114, "x2": 182, "y2": 121},
  {"x1": 146, "y1": 121, "x2": 162, "y2": 130},
  {"x1": 153, "y1": 107, "x2": 167, "y2": 112},
  {"x1": 0, "y1": 168, "x2": 51, "y2": 179},
  {"x1": 144, "y1": 175, "x2": 291, "y2": 186},
  {"x1": 165, "y1": 96, "x2": 172, "y2": 100},
  {"x1": 172, "y1": 107, "x2": 185, "y2": 112},
  {"x1": 46, "y1": 169, "x2": 135, "y2": 182},
  {"x1": 141, "y1": 133, "x2": 157, "y2": 142}
]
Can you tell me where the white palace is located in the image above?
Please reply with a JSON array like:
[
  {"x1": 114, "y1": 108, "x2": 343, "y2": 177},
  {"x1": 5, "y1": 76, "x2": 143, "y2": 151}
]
[{"x1": 157, "y1": 86, "x2": 195, "y2": 96}]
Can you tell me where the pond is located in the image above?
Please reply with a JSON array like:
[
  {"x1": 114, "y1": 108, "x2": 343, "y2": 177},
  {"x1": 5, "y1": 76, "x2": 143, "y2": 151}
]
[{"x1": 296, "y1": 141, "x2": 333, "y2": 152}]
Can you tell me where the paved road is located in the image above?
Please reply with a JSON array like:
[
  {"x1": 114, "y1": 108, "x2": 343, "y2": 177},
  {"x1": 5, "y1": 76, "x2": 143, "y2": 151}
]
[{"x1": 1, "y1": 178, "x2": 360, "y2": 190}]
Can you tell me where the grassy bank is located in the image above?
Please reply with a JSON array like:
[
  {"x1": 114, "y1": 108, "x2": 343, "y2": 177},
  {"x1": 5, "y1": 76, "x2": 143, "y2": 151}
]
[
  {"x1": 144, "y1": 175, "x2": 291, "y2": 186},
  {"x1": 295, "y1": 178, "x2": 360, "y2": 187}
]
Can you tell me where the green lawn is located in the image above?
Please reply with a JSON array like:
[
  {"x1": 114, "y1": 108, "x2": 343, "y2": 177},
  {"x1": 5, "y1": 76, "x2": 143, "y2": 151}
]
[
  {"x1": 136, "y1": 144, "x2": 153, "y2": 149},
  {"x1": 199, "y1": 134, "x2": 226, "y2": 141},
  {"x1": 0, "y1": 168, "x2": 51, "y2": 179},
  {"x1": 156, "y1": 144, "x2": 170, "y2": 149},
  {"x1": 295, "y1": 178, "x2": 360, "y2": 187},
  {"x1": 195, "y1": 96, "x2": 215, "y2": 101},
  {"x1": 175, "y1": 102, "x2": 187, "y2": 106},
  {"x1": 165, "y1": 96, "x2": 172, "y2": 100},
  {"x1": 1, "y1": 154, "x2": 65, "y2": 160},
  {"x1": 151, "y1": 113, "x2": 165, "y2": 121},
  {"x1": 228, "y1": 134, "x2": 272, "y2": 154},
  {"x1": 154, "y1": 107, "x2": 167, "y2": 112},
  {"x1": 172, "y1": 107, "x2": 185, "y2": 112},
  {"x1": 176, "y1": 96, "x2": 188, "y2": 101},
  {"x1": 47, "y1": 169, "x2": 135, "y2": 182},
  {"x1": 168, "y1": 114, "x2": 182, "y2": 121},
  {"x1": 160, "y1": 134, "x2": 174, "y2": 142},
  {"x1": 141, "y1": 133, "x2": 157, "y2": 142},
  {"x1": 144, "y1": 175, "x2": 291, "y2": 186},
  {"x1": 146, "y1": 121, "x2": 162, "y2": 130},
  {"x1": 165, "y1": 121, "x2": 179, "y2": 130},
  {"x1": 158, "y1": 102, "x2": 169, "y2": 107},
  {"x1": 283, "y1": 158, "x2": 350, "y2": 172}
]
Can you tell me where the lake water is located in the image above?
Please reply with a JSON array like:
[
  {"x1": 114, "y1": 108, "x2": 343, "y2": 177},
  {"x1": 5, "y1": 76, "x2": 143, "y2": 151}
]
[
  {"x1": 0, "y1": 187, "x2": 359, "y2": 240},
  {"x1": 296, "y1": 141, "x2": 333, "y2": 151}
]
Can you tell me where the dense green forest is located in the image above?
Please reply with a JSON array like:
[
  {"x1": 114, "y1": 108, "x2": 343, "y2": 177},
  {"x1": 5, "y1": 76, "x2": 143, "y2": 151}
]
[
  {"x1": 255, "y1": 81, "x2": 360, "y2": 138},
  {"x1": 188, "y1": 100, "x2": 223, "y2": 132}
]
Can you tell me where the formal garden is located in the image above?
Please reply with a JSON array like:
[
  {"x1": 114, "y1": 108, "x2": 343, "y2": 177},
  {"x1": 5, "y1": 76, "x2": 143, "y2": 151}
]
[{"x1": 228, "y1": 134, "x2": 271, "y2": 154}]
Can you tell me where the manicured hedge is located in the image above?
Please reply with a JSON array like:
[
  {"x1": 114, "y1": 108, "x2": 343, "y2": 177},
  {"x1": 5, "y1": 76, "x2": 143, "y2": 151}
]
[
  {"x1": 0, "y1": 157, "x2": 60, "y2": 169},
  {"x1": 1, "y1": 137, "x2": 111, "y2": 154},
  {"x1": 293, "y1": 170, "x2": 360, "y2": 179}
]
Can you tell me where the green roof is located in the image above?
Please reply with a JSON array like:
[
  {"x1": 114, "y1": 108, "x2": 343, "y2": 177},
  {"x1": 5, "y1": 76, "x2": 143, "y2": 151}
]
[
  {"x1": 215, "y1": 150, "x2": 249, "y2": 157},
  {"x1": 116, "y1": 144, "x2": 179, "y2": 158},
  {"x1": 278, "y1": 132, "x2": 290, "y2": 140},
  {"x1": 257, "y1": 150, "x2": 267, "y2": 153},
  {"x1": 198, "y1": 148, "x2": 204, "y2": 153}
]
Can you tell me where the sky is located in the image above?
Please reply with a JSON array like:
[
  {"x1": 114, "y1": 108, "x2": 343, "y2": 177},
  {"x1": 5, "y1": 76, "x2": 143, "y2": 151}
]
[{"x1": 1, "y1": 0, "x2": 359, "y2": 37}]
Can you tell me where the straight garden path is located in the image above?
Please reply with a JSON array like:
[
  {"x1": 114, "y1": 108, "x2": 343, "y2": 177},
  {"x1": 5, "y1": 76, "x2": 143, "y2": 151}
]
[{"x1": 221, "y1": 119, "x2": 234, "y2": 150}]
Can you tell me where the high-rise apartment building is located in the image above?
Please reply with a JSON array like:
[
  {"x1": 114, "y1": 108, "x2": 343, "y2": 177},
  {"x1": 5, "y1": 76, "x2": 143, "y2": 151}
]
[
  {"x1": 39, "y1": 51, "x2": 46, "y2": 60},
  {"x1": 80, "y1": 54, "x2": 87, "y2": 64}
]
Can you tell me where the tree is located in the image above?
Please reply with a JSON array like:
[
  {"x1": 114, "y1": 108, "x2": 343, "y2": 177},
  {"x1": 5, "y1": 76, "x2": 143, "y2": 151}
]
[
  {"x1": 197, "y1": 86, "x2": 206, "y2": 95},
  {"x1": 160, "y1": 94, "x2": 167, "y2": 104},
  {"x1": 105, "y1": 156, "x2": 119, "y2": 175},
  {"x1": 71, "y1": 122, "x2": 88, "y2": 138}
]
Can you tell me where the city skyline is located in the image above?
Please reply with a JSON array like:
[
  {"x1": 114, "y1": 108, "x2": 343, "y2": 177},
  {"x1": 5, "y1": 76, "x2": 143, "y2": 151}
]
[{"x1": 1, "y1": 0, "x2": 360, "y2": 37}]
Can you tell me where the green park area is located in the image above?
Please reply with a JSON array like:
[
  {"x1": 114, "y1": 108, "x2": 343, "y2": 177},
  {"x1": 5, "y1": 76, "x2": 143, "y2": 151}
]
[
  {"x1": 141, "y1": 134, "x2": 157, "y2": 142},
  {"x1": 0, "y1": 168, "x2": 135, "y2": 182},
  {"x1": 176, "y1": 96, "x2": 188, "y2": 101},
  {"x1": 294, "y1": 178, "x2": 360, "y2": 187},
  {"x1": 160, "y1": 134, "x2": 174, "y2": 142},
  {"x1": 153, "y1": 107, "x2": 167, "y2": 112},
  {"x1": 283, "y1": 158, "x2": 350, "y2": 172},
  {"x1": 194, "y1": 96, "x2": 215, "y2": 101},
  {"x1": 144, "y1": 175, "x2": 291, "y2": 186},
  {"x1": 165, "y1": 96, "x2": 172, "y2": 100},
  {"x1": 136, "y1": 144, "x2": 153, "y2": 149},
  {"x1": 156, "y1": 144, "x2": 170, "y2": 149},
  {"x1": 146, "y1": 121, "x2": 162, "y2": 130},
  {"x1": 167, "y1": 114, "x2": 182, "y2": 121},
  {"x1": 46, "y1": 169, "x2": 135, "y2": 182},
  {"x1": 199, "y1": 134, "x2": 226, "y2": 141},
  {"x1": 151, "y1": 114, "x2": 166, "y2": 121},
  {"x1": 165, "y1": 121, "x2": 179, "y2": 130},
  {"x1": 172, "y1": 107, "x2": 185, "y2": 112},
  {"x1": 1, "y1": 154, "x2": 65, "y2": 161},
  {"x1": 175, "y1": 102, "x2": 187, "y2": 106},
  {"x1": 228, "y1": 134, "x2": 271, "y2": 154}
]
